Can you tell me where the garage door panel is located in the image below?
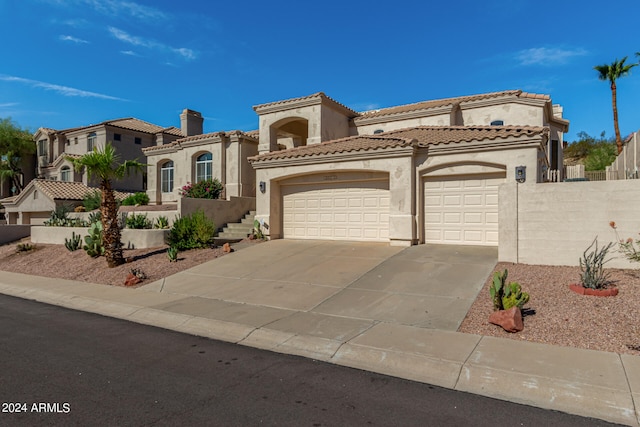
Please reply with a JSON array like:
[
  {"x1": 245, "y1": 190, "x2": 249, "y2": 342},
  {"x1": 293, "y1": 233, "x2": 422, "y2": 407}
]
[
  {"x1": 425, "y1": 175, "x2": 503, "y2": 246},
  {"x1": 283, "y1": 180, "x2": 389, "y2": 242}
]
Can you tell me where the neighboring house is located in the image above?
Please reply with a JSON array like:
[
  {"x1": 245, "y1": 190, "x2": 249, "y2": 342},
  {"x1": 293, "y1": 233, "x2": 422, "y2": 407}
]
[
  {"x1": 249, "y1": 90, "x2": 569, "y2": 247},
  {"x1": 1, "y1": 109, "x2": 199, "y2": 224},
  {"x1": 1, "y1": 179, "x2": 129, "y2": 225},
  {"x1": 33, "y1": 117, "x2": 184, "y2": 192},
  {"x1": 606, "y1": 129, "x2": 640, "y2": 180},
  {"x1": 143, "y1": 129, "x2": 259, "y2": 204}
]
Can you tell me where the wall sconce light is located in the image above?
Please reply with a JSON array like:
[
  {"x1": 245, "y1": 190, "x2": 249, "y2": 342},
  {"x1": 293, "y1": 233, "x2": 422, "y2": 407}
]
[
  {"x1": 259, "y1": 181, "x2": 266, "y2": 193},
  {"x1": 515, "y1": 166, "x2": 526, "y2": 183}
]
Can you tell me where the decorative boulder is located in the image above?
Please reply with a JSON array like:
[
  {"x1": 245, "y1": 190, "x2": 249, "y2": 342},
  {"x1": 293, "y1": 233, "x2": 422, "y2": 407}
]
[
  {"x1": 124, "y1": 273, "x2": 142, "y2": 287},
  {"x1": 488, "y1": 307, "x2": 523, "y2": 333},
  {"x1": 222, "y1": 243, "x2": 233, "y2": 253}
]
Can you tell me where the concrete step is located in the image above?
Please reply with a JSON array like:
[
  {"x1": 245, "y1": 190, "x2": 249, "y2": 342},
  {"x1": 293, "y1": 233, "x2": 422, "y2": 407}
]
[{"x1": 216, "y1": 210, "x2": 256, "y2": 240}]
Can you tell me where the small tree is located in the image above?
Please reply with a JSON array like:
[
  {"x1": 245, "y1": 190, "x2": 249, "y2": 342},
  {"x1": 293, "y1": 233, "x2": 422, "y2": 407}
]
[
  {"x1": 68, "y1": 143, "x2": 145, "y2": 267},
  {"x1": 0, "y1": 117, "x2": 36, "y2": 194}
]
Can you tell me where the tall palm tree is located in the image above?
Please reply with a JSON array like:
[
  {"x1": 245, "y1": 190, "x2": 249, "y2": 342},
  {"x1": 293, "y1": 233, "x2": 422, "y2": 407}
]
[
  {"x1": 594, "y1": 57, "x2": 637, "y2": 154},
  {"x1": 68, "y1": 143, "x2": 145, "y2": 267}
]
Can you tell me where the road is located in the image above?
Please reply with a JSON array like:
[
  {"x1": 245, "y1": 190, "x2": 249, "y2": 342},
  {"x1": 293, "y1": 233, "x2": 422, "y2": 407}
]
[{"x1": 0, "y1": 294, "x2": 618, "y2": 426}]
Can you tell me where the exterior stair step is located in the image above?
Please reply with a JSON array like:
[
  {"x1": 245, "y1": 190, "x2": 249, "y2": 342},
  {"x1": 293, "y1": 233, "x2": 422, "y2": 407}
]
[{"x1": 216, "y1": 210, "x2": 256, "y2": 241}]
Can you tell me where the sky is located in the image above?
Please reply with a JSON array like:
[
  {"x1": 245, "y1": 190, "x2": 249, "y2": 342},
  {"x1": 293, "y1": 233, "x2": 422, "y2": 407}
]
[{"x1": 1, "y1": 0, "x2": 639, "y2": 142}]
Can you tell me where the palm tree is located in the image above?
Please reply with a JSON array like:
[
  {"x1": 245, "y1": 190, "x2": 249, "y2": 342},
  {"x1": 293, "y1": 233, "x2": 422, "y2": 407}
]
[
  {"x1": 68, "y1": 143, "x2": 145, "y2": 267},
  {"x1": 594, "y1": 57, "x2": 637, "y2": 154}
]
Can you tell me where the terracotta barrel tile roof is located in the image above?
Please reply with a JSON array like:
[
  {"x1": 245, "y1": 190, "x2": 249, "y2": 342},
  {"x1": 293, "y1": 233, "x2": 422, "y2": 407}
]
[
  {"x1": 253, "y1": 92, "x2": 358, "y2": 115},
  {"x1": 24, "y1": 179, "x2": 130, "y2": 201},
  {"x1": 249, "y1": 125, "x2": 548, "y2": 163},
  {"x1": 143, "y1": 130, "x2": 258, "y2": 153},
  {"x1": 355, "y1": 90, "x2": 548, "y2": 119}
]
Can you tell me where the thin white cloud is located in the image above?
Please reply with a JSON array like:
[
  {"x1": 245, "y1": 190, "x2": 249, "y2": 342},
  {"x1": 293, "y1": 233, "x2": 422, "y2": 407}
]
[
  {"x1": 59, "y1": 34, "x2": 89, "y2": 44},
  {"x1": 108, "y1": 27, "x2": 197, "y2": 60},
  {"x1": 0, "y1": 103, "x2": 19, "y2": 108},
  {"x1": 120, "y1": 50, "x2": 141, "y2": 57},
  {"x1": 350, "y1": 102, "x2": 381, "y2": 112},
  {"x1": 44, "y1": 0, "x2": 167, "y2": 21},
  {"x1": 515, "y1": 47, "x2": 588, "y2": 66},
  {"x1": 0, "y1": 75, "x2": 126, "y2": 101}
]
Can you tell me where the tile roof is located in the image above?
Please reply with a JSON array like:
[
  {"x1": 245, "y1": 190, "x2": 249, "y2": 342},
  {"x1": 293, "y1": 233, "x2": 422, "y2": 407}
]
[
  {"x1": 249, "y1": 125, "x2": 548, "y2": 163},
  {"x1": 142, "y1": 130, "x2": 258, "y2": 153},
  {"x1": 24, "y1": 179, "x2": 130, "y2": 201},
  {"x1": 104, "y1": 118, "x2": 165, "y2": 134},
  {"x1": 160, "y1": 126, "x2": 184, "y2": 136},
  {"x1": 253, "y1": 92, "x2": 358, "y2": 115},
  {"x1": 355, "y1": 90, "x2": 549, "y2": 120}
]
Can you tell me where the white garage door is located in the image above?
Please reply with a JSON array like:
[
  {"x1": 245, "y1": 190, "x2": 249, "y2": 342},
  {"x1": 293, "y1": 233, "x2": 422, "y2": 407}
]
[
  {"x1": 424, "y1": 175, "x2": 503, "y2": 246},
  {"x1": 282, "y1": 180, "x2": 389, "y2": 241}
]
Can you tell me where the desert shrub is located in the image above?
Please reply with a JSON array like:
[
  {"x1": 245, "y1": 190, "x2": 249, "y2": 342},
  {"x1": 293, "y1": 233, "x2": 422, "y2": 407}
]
[
  {"x1": 154, "y1": 215, "x2": 169, "y2": 229},
  {"x1": 121, "y1": 192, "x2": 150, "y2": 206},
  {"x1": 167, "y1": 209, "x2": 216, "y2": 250},
  {"x1": 125, "y1": 213, "x2": 152, "y2": 229},
  {"x1": 584, "y1": 144, "x2": 616, "y2": 171},
  {"x1": 88, "y1": 211, "x2": 101, "y2": 225},
  {"x1": 83, "y1": 190, "x2": 101, "y2": 211},
  {"x1": 579, "y1": 238, "x2": 614, "y2": 289},
  {"x1": 44, "y1": 205, "x2": 88, "y2": 227},
  {"x1": 179, "y1": 179, "x2": 224, "y2": 199}
]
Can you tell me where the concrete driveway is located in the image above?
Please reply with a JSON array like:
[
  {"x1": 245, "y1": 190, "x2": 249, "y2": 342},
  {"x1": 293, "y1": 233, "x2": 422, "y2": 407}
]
[{"x1": 150, "y1": 240, "x2": 497, "y2": 333}]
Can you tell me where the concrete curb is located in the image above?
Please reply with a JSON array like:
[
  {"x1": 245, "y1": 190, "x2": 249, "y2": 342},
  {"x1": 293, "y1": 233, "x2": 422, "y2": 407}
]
[{"x1": 0, "y1": 281, "x2": 637, "y2": 426}]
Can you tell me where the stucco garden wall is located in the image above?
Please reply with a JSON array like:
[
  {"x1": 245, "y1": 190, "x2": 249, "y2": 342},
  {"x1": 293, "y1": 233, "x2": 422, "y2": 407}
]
[
  {"x1": 178, "y1": 196, "x2": 255, "y2": 231},
  {"x1": 31, "y1": 226, "x2": 168, "y2": 249},
  {"x1": 0, "y1": 225, "x2": 32, "y2": 245},
  {"x1": 499, "y1": 180, "x2": 640, "y2": 268}
]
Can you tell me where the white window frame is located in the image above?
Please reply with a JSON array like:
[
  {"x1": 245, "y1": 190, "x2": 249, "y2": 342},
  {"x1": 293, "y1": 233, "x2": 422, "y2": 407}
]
[
  {"x1": 87, "y1": 132, "x2": 97, "y2": 151},
  {"x1": 60, "y1": 166, "x2": 71, "y2": 182},
  {"x1": 161, "y1": 161, "x2": 174, "y2": 193},
  {"x1": 195, "y1": 152, "x2": 212, "y2": 183}
]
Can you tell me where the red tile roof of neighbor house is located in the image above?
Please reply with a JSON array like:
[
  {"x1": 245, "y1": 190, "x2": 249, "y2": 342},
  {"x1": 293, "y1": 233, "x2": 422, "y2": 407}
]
[
  {"x1": 249, "y1": 125, "x2": 548, "y2": 163},
  {"x1": 354, "y1": 90, "x2": 549, "y2": 119},
  {"x1": 253, "y1": 92, "x2": 359, "y2": 115},
  {"x1": 23, "y1": 179, "x2": 130, "y2": 201},
  {"x1": 142, "y1": 130, "x2": 258, "y2": 153}
]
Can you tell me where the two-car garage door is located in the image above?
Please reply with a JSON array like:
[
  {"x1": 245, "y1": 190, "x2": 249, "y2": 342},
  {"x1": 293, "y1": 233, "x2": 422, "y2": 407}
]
[
  {"x1": 424, "y1": 174, "x2": 504, "y2": 246},
  {"x1": 282, "y1": 179, "x2": 389, "y2": 242}
]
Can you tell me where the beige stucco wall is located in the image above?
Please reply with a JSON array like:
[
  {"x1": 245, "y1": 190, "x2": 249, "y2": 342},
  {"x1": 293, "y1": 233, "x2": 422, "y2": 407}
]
[
  {"x1": 354, "y1": 113, "x2": 451, "y2": 136},
  {"x1": 31, "y1": 226, "x2": 168, "y2": 248},
  {"x1": 461, "y1": 103, "x2": 544, "y2": 127},
  {"x1": 499, "y1": 180, "x2": 640, "y2": 268},
  {"x1": 178, "y1": 196, "x2": 255, "y2": 231}
]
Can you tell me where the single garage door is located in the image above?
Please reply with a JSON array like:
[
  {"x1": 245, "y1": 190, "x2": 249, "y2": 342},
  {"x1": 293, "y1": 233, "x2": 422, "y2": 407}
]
[
  {"x1": 282, "y1": 179, "x2": 389, "y2": 241},
  {"x1": 424, "y1": 174, "x2": 504, "y2": 246}
]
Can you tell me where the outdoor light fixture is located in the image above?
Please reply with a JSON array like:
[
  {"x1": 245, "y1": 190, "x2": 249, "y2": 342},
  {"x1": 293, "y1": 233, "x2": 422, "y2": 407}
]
[
  {"x1": 259, "y1": 181, "x2": 266, "y2": 193},
  {"x1": 515, "y1": 166, "x2": 526, "y2": 183}
]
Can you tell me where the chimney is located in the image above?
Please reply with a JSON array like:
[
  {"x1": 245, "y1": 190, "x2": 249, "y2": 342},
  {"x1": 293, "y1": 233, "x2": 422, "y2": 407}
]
[{"x1": 180, "y1": 109, "x2": 203, "y2": 136}]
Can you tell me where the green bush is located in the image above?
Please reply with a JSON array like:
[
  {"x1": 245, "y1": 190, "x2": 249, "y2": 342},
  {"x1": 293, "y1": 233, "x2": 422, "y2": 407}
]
[
  {"x1": 167, "y1": 210, "x2": 216, "y2": 250},
  {"x1": 179, "y1": 179, "x2": 224, "y2": 199},
  {"x1": 154, "y1": 215, "x2": 169, "y2": 229},
  {"x1": 83, "y1": 190, "x2": 101, "y2": 211},
  {"x1": 125, "y1": 213, "x2": 152, "y2": 229},
  {"x1": 44, "y1": 205, "x2": 88, "y2": 227},
  {"x1": 584, "y1": 144, "x2": 617, "y2": 171},
  {"x1": 121, "y1": 192, "x2": 150, "y2": 206}
]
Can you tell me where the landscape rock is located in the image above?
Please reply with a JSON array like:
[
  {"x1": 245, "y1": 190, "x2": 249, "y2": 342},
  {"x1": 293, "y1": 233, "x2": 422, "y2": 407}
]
[
  {"x1": 488, "y1": 307, "x2": 523, "y2": 333},
  {"x1": 124, "y1": 272, "x2": 142, "y2": 287},
  {"x1": 222, "y1": 243, "x2": 233, "y2": 253}
]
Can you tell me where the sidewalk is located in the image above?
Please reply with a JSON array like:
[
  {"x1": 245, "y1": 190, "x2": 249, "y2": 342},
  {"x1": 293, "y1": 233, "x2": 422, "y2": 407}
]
[{"x1": 0, "y1": 240, "x2": 638, "y2": 426}]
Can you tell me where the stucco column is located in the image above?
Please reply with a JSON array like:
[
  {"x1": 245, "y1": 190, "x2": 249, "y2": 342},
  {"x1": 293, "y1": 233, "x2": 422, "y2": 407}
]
[
  {"x1": 254, "y1": 170, "x2": 278, "y2": 239},
  {"x1": 498, "y1": 182, "x2": 518, "y2": 263},
  {"x1": 388, "y1": 157, "x2": 416, "y2": 246}
]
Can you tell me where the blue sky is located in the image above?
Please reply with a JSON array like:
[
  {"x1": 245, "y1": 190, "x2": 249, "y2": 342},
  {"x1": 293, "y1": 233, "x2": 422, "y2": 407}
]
[{"x1": 1, "y1": 0, "x2": 639, "y2": 142}]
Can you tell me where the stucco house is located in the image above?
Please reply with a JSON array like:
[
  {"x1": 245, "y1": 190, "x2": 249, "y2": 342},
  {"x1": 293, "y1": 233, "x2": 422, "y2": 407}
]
[
  {"x1": 32, "y1": 116, "x2": 186, "y2": 191},
  {"x1": 248, "y1": 90, "x2": 568, "y2": 247}
]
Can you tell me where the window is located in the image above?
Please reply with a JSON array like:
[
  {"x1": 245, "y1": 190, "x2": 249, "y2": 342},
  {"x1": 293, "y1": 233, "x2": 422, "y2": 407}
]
[
  {"x1": 60, "y1": 166, "x2": 71, "y2": 182},
  {"x1": 161, "y1": 161, "x2": 174, "y2": 193},
  {"x1": 134, "y1": 137, "x2": 141, "y2": 145},
  {"x1": 490, "y1": 120, "x2": 504, "y2": 126},
  {"x1": 114, "y1": 133, "x2": 121, "y2": 141},
  {"x1": 38, "y1": 139, "x2": 48, "y2": 158},
  {"x1": 195, "y1": 152, "x2": 212, "y2": 182},
  {"x1": 74, "y1": 137, "x2": 78, "y2": 145},
  {"x1": 87, "y1": 132, "x2": 97, "y2": 151}
]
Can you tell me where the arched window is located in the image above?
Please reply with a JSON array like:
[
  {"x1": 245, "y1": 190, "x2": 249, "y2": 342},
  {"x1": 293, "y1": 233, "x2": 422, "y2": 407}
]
[
  {"x1": 195, "y1": 152, "x2": 212, "y2": 182},
  {"x1": 161, "y1": 161, "x2": 174, "y2": 193},
  {"x1": 60, "y1": 166, "x2": 71, "y2": 182}
]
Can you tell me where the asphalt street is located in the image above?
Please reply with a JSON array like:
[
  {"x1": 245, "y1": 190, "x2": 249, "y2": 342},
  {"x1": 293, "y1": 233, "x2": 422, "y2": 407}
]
[{"x1": 0, "y1": 294, "x2": 619, "y2": 426}]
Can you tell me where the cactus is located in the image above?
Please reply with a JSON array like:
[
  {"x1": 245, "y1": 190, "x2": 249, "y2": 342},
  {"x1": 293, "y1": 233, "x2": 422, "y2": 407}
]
[
  {"x1": 167, "y1": 246, "x2": 178, "y2": 262},
  {"x1": 83, "y1": 222, "x2": 105, "y2": 257},
  {"x1": 502, "y1": 282, "x2": 530, "y2": 310},
  {"x1": 65, "y1": 232, "x2": 82, "y2": 252},
  {"x1": 490, "y1": 269, "x2": 530, "y2": 311},
  {"x1": 489, "y1": 270, "x2": 506, "y2": 311}
]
